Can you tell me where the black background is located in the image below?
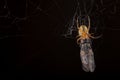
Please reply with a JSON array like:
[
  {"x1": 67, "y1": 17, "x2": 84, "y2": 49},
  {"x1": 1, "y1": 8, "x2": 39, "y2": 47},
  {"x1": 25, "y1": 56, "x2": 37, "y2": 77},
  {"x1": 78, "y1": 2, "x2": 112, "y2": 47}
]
[{"x1": 1, "y1": 0, "x2": 120, "y2": 79}]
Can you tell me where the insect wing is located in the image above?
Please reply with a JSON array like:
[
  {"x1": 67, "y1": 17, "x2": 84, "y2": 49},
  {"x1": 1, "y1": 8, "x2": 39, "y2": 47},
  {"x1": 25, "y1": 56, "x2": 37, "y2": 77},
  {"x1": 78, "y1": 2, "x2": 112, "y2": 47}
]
[{"x1": 80, "y1": 39, "x2": 95, "y2": 72}]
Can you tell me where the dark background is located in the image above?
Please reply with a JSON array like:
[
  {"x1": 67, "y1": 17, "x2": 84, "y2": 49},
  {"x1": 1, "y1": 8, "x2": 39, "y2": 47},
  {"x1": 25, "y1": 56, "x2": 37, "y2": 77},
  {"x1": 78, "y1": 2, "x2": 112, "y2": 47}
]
[{"x1": 1, "y1": 0, "x2": 120, "y2": 79}]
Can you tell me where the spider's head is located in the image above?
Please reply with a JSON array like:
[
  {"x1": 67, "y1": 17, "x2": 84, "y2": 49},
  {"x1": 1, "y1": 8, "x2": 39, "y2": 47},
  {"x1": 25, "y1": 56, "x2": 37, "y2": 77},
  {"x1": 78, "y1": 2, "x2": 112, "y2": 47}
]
[
  {"x1": 77, "y1": 25, "x2": 89, "y2": 39},
  {"x1": 79, "y1": 25, "x2": 88, "y2": 34}
]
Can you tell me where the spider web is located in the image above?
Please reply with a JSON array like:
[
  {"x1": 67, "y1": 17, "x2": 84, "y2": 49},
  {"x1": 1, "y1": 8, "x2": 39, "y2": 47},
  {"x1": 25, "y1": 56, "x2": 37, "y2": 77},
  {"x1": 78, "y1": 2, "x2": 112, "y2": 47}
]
[
  {"x1": 26, "y1": 0, "x2": 120, "y2": 73},
  {"x1": 62, "y1": 0, "x2": 120, "y2": 39},
  {"x1": 27, "y1": 0, "x2": 120, "y2": 50},
  {"x1": 0, "y1": 0, "x2": 26, "y2": 39},
  {"x1": 28, "y1": 0, "x2": 120, "y2": 37}
]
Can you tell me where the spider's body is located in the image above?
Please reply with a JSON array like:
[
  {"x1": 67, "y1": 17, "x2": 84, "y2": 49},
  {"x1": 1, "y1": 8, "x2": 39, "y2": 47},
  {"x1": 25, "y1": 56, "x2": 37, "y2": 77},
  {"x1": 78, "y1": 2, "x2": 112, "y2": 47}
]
[
  {"x1": 76, "y1": 24, "x2": 91, "y2": 44},
  {"x1": 76, "y1": 16, "x2": 101, "y2": 44},
  {"x1": 78, "y1": 25, "x2": 89, "y2": 39}
]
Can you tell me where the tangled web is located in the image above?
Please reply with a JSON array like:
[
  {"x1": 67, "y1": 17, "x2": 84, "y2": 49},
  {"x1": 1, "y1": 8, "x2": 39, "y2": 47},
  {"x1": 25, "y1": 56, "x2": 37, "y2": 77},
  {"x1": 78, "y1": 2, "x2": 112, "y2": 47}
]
[{"x1": 0, "y1": 0, "x2": 26, "y2": 39}]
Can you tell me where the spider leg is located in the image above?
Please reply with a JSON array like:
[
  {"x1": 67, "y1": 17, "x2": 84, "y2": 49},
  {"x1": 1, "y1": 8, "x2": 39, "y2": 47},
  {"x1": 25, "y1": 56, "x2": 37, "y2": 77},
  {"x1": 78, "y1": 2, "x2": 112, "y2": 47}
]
[
  {"x1": 88, "y1": 16, "x2": 90, "y2": 32},
  {"x1": 77, "y1": 37, "x2": 82, "y2": 44},
  {"x1": 90, "y1": 33, "x2": 94, "y2": 35},
  {"x1": 76, "y1": 35, "x2": 80, "y2": 38},
  {"x1": 88, "y1": 34, "x2": 102, "y2": 39},
  {"x1": 77, "y1": 17, "x2": 79, "y2": 29}
]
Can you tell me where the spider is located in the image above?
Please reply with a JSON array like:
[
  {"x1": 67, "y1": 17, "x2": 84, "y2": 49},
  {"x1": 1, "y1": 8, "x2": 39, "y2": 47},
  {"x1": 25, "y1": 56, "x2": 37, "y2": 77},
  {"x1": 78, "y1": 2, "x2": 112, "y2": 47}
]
[{"x1": 76, "y1": 16, "x2": 101, "y2": 44}]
